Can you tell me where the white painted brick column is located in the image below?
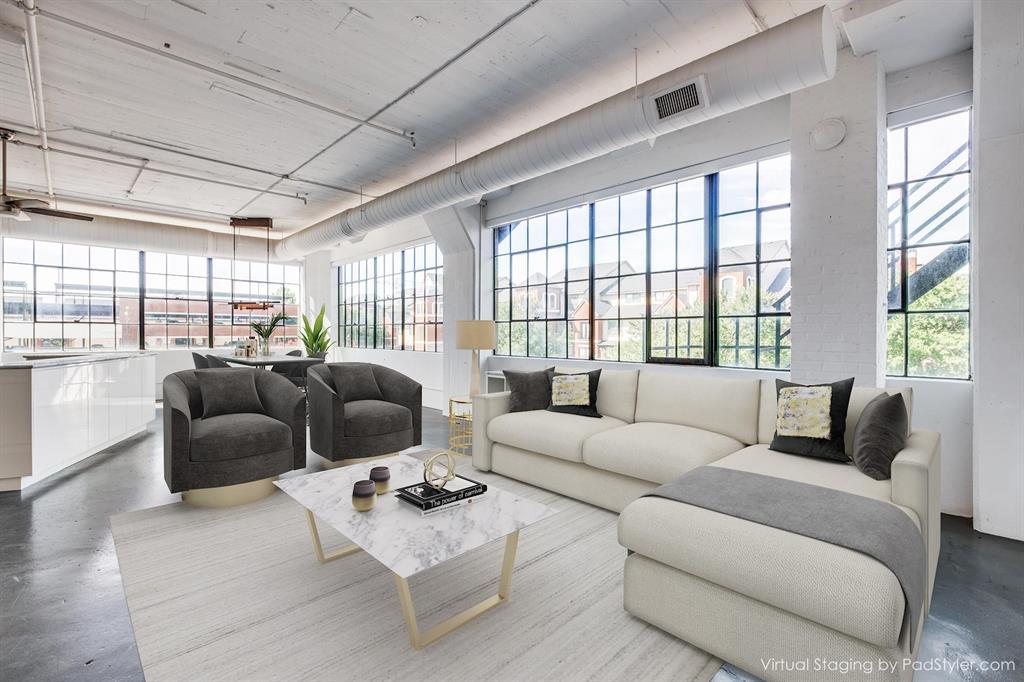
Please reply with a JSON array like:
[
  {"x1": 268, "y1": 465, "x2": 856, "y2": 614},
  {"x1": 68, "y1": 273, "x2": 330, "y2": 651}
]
[
  {"x1": 789, "y1": 48, "x2": 887, "y2": 387},
  {"x1": 972, "y1": 0, "x2": 1024, "y2": 541}
]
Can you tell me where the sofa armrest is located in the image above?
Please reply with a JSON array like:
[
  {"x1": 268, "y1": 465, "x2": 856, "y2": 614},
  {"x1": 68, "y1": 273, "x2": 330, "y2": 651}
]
[
  {"x1": 891, "y1": 429, "x2": 941, "y2": 610},
  {"x1": 162, "y1": 374, "x2": 193, "y2": 493},
  {"x1": 375, "y1": 367, "x2": 423, "y2": 445},
  {"x1": 472, "y1": 391, "x2": 511, "y2": 471},
  {"x1": 307, "y1": 369, "x2": 344, "y2": 458},
  {"x1": 256, "y1": 371, "x2": 307, "y2": 469}
]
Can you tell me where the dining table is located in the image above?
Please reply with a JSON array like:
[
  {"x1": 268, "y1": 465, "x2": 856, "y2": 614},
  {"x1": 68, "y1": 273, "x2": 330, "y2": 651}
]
[{"x1": 223, "y1": 354, "x2": 326, "y2": 371}]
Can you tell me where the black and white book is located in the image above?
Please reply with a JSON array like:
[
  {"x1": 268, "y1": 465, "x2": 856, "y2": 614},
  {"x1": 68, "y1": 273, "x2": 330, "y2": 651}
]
[{"x1": 395, "y1": 475, "x2": 487, "y2": 511}]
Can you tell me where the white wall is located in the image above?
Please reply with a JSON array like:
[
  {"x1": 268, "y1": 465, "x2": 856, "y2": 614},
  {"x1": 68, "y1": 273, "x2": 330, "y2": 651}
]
[
  {"x1": 338, "y1": 347, "x2": 445, "y2": 411},
  {"x1": 971, "y1": 1, "x2": 1024, "y2": 541}
]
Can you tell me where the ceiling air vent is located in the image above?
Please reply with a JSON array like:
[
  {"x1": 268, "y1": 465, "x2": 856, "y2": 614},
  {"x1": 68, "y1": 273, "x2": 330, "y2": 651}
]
[{"x1": 649, "y1": 76, "x2": 710, "y2": 122}]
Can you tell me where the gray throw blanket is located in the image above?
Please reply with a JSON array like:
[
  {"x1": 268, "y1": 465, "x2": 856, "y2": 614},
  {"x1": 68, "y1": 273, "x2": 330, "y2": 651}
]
[{"x1": 645, "y1": 466, "x2": 926, "y2": 644}]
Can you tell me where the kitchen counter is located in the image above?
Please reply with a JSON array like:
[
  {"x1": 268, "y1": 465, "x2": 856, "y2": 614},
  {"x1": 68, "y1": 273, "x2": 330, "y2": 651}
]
[
  {"x1": 0, "y1": 351, "x2": 156, "y2": 370},
  {"x1": 0, "y1": 352, "x2": 156, "y2": 491}
]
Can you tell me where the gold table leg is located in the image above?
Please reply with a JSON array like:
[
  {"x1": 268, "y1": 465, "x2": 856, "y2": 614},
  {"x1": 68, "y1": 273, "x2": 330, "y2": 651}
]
[
  {"x1": 393, "y1": 530, "x2": 520, "y2": 650},
  {"x1": 304, "y1": 509, "x2": 363, "y2": 564}
]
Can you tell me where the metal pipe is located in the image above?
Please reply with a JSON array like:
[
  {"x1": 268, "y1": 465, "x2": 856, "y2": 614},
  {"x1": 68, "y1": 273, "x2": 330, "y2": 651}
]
[
  {"x1": 20, "y1": 0, "x2": 54, "y2": 197},
  {"x1": 276, "y1": 7, "x2": 837, "y2": 259},
  {"x1": 7, "y1": 137, "x2": 308, "y2": 203}
]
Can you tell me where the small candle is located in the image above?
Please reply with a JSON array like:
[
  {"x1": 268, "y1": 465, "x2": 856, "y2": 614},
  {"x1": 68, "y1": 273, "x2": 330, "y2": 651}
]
[
  {"x1": 369, "y1": 466, "x2": 391, "y2": 495},
  {"x1": 352, "y1": 480, "x2": 376, "y2": 512}
]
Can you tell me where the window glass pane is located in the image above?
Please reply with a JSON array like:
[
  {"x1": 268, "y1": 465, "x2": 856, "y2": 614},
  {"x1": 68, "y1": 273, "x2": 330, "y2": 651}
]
[
  {"x1": 593, "y1": 236, "x2": 617, "y2": 278},
  {"x1": 567, "y1": 205, "x2": 589, "y2": 242},
  {"x1": 595, "y1": 319, "x2": 618, "y2": 360},
  {"x1": 718, "y1": 264, "x2": 756, "y2": 315},
  {"x1": 887, "y1": 250, "x2": 902, "y2": 309},
  {"x1": 91, "y1": 247, "x2": 115, "y2": 270},
  {"x1": 650, "y1": 272, "x2": 675, "y2": 318},
  {"x1": 528, "y1": 321, "x2": 547, "y2": 356},
  {"x1": 117, "y1": 249, "x2": 139, "y2": 272},
  {"x1": 594, "y1": 278, "x2": 618, "y2": 319},
  {"x1": 620, "y1": 190, "x2": 646, "y2": 232},
  {"x1": 567, "y1": 241, "x2": 588, "y2": 277},
  {"x1": 510, "y1": 322, "x2": 527, "y2": 356},
  {"x1": 495, "y1": 322, "x2": 510, "y2": 355},
  {"x1": 568, "y1": 281, "x2": 589, "y2": 320},
  {"x1": 887, "y1": 188, "x2": 902, "y2": 249},
  {"x1": 650, "y1": 226, "x2": 675, "y2": 272},
  {"x1": 147, "y1": 252, "x2": 167, "y2": 273},
  {"x1": 547, "y1": 211, "x2": 567, "y2": 245},
  {"x1": 594, "y1": 197, "x2": 618, "y2": 236},
  {"x1": 528, "y1": 216, "x2": 546, "y2": 249},
  {"x1": 907, "y1": 110, "x2": 970, "y2": 180},
  {"x1": 4, "y1": 321, "x2": 33, "y2": 351},
  {"x1": 620, "y1": 319, "x2": 645, "y2": 362},
  {"x1": 619, "y1": 231, "x2": 646, "y2": 274},
  {"x1": 677, "y1": 270, "x2": 704, "y2": 317},
  {"x1": 4, "y1": 263, "x2": 32, "y2": 290},
  {"x1": 677, "y1": 178, "x2": 704, "y2": 221},
  {"x1": 510, "y1": 221, "x2": 527, "y2": 253},
  {"x1": 887, "y1": 127, "x2": 905, "y2": 185},
  {"x1": 760, "y1": 261, "x2": 791, "y2": 313},
  {"x1": 547, "y1": 246, "x2": 565, "y2": 283},
  {"x1": 907, "y1": 243, "x2": 969, "y2": 311},
  {"x1": 718, "y1": 212, "x2": 756, "y2": 265},
  {"x1": 4, "y1": 238, "x2": 34, "y2": 263},
  {"x1": 717, "y1": 316, "x2": 756, "y2": 368},
  {"x1": 511, "y1": 253, "x2": 528, "y2": 287},
  {"x1": 887, "y1": 313, "x2": 905, "y2": 375},
  {"x1": 906, "y1": 174, "x2": 970, "y2": 245},
  {"x1": 528, "y1": 250, "x2": 546, "y2": 285},
  {"x1": 760, "y1": 208, "x2": 790, "y2": 260},
  {"x1": 758, "y1": 155, "x2": 790, "y2": 206},
  {"x1": 677, "y1": 219, "x2": 704, "y2": 270},
  {"x1": 64, "y1": 243, "x2": 89, "y2": 268},
  {"x1": 36, "y1": 241, "x2": 61, "y2": 266},
  {"x1": 546, "y1": 321, "x2": 567, "y2": 358},
  {"x1": 650, "y1": 184, "x2": 676, "y2": 226},
  {"x1": 758, "y1": 316, "x2": 791, "y2": 369},
  {"x1": 718, "y1": 163, "x2": 757, "y2": 214},
  {"x1": 908, "y1": 312, "x2": 969, "y2": 378}
]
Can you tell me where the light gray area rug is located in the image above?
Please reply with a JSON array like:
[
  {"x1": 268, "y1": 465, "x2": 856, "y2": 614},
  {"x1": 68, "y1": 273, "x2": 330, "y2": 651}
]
[{"x1": 111, "y1": 455, "x2": 720, "y2": 682}]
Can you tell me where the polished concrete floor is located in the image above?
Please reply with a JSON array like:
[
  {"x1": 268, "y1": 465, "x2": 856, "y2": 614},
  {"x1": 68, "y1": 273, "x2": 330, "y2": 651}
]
[{"x1": 1, "y1": 407, "x2": 1021, "y2": 682}]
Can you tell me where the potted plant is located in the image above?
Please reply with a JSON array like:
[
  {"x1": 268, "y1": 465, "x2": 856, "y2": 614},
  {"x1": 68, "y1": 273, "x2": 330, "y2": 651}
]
[
  {"x1": 250, "y1": 312, "x2": 288, "y2": 356},
  {"x1": 300, "y1": 305, "x2": 334, "y2": 358}
]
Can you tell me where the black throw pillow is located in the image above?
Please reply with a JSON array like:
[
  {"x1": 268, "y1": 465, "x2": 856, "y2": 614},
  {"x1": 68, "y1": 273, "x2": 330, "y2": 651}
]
[
  {"x1": 546, "y1": 368, "x2": 602, "y2": 418},
  {"x1": 852, "y1": 392, "x2": 909, "y2": 480},
  {"x1": 503, "y1": 368, "x2": 554, "y2": 412},
  {"x1": 770, "y1": 377, "x2": 855, "y2": 461},
  {"x1": 196, "y1": 368, "x2": 265, "y2": 419},
  {"x1": 328, "y1": 363, "x2": 384, "y2": 402}
]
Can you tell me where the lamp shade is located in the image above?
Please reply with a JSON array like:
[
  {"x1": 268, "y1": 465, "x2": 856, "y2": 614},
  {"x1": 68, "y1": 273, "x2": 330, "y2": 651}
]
[{"x1": 456, "y1": 320, "x2": 496, "y2": 350}]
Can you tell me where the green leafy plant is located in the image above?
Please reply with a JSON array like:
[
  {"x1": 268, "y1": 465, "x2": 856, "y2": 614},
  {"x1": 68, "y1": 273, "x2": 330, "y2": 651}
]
[
  {"x1": 300, "y1": 305, "x2": 334, "y2": 357},
  {"x1": 250, "y1": 312, "x2": 288, "y2": 344}
]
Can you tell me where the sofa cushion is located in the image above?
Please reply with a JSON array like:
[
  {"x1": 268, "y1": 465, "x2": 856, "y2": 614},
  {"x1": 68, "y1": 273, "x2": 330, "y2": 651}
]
[
  {"x1": 547, "y1": 369, "x2": 601, "y2": 418},
  {"x1": 634, "y1": 372, "x2": 760, "y2": 444},
  {"x1": 852, "y1": 392, "x2": 909, "y2": 480},
  {"x1": 190, "y1": 413, "x2": 291, "y2": 462},
  {"x1": 769, "y1": 377, "x2": 855, "y2": 462},
  {"x1": 593, "y1": 368, "x2": 638, "y2": 423},
  {"x1": 583, "y1": 423, "x2": 744, "y2": 484},
  {"x1": 711, "y1": 445, "x2": 918, "y2": 529},
  {"x1": 344, "y1": 400, "x2": 413, "y2": 437},
  {"x1": 619, "y1": 494, "x2": 908, "y2": 648},
  {"x1": 504, "y1": 368, "x2": 553, "y2": 412},
  {"x1": 757, "y1": 381, "x2": 914, "y2": 454},
  {"x1": 487, "y1": 410, "x2": 625, "y2": 462}
]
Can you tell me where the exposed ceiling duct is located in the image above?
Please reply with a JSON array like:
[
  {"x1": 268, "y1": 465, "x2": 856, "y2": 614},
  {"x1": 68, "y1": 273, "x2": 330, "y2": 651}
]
[{"x1": 275, "y1": 6, "x2": 836, "y2": 260}]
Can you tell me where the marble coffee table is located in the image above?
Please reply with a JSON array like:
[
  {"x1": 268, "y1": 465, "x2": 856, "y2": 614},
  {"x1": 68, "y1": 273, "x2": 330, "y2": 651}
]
[{"x1": 274, "y1": 452, "x2": 556, "y2": 649}]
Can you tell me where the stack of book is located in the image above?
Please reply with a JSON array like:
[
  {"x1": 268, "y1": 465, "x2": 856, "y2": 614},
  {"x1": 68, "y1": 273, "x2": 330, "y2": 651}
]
[{"x1": 395, "y1": 475, "x2": 487, "y2": 517}]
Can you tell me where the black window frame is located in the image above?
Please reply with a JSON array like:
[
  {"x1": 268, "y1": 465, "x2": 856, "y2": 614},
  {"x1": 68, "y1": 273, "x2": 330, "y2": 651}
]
[{"x1": 491, "y1": 154, "x2": 792, "y2": 369}]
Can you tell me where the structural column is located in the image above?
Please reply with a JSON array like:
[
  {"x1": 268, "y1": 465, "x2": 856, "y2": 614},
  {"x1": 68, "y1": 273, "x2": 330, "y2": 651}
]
[
  {"x1": 971, "y1": 0, "x2": 1024, "y2": 540},
  {"x1": 301, "y1": 249, "x2": 334, "y2": 346},
  {"x1": 423, "y1": 204, "x2": 482, "y2": 408},
  {"x1": 788, "y1": 48, "x2": 887, "y2": 387}
]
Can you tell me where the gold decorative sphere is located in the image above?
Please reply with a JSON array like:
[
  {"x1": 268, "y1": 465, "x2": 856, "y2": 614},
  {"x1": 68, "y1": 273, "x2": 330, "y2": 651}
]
[{"x1": 423, "y1": 451, "x2": 456, "y2": 490}]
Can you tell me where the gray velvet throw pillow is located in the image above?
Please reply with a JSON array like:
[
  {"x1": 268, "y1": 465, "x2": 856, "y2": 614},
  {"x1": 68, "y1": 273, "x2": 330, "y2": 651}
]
[
  {"x1": 196, "y1": 368, "x2": 265, "y2": 419},
  {"x1": 503, "y1": 368, "x2": 554, "y2": 412},
  {"x1": 328, "y1": 363, "x2": 384, "y2": 402},
  {"x1": 852, "y1": 392, "x2": 909, "y2": 480}
]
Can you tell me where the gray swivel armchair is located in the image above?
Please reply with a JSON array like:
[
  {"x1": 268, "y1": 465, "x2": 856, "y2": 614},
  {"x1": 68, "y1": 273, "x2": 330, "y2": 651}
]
[
  {"x1": 163, "y1": 368, "x2": 306, "y2": 506},
  {"x1": 307, "y1": 362, "x2": 421, "y2": 466}
]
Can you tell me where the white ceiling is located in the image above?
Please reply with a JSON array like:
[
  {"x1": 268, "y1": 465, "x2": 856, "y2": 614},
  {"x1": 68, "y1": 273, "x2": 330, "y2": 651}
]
[{"x1": 0, "y1": 0, "x2": 971, "y2": 238}]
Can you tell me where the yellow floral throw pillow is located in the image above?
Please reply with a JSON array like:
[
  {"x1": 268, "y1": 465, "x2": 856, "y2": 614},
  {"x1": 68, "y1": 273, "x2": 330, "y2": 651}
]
[
  {"x1": 776, "y1": 385, "x2": 833, "y2": 439},
  {"x1": 552, "y1": 374, "x2": 590, "y2": 406}
]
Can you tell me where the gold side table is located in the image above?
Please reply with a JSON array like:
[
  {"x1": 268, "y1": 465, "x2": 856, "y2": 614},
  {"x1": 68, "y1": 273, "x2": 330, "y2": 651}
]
[{"x1": 448, "y1": 396, "x2": 473, "y2": 456}]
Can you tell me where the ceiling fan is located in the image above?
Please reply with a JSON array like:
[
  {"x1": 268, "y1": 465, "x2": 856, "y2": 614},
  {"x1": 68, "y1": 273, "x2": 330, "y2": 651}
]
[{"x1": 1, "y1": 130, "x2": 94, "y2": 222}]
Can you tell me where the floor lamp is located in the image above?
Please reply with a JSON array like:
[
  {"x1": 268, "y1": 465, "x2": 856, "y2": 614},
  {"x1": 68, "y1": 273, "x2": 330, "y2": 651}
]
[{"x1": 456, "y1": 320, "x2": 496, "y2": 397}]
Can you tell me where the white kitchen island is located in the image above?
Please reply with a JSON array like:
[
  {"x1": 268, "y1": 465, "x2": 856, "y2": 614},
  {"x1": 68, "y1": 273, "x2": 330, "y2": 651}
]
[{"x1": 0, "y1": 352, "x2": 156, "y2": 491}]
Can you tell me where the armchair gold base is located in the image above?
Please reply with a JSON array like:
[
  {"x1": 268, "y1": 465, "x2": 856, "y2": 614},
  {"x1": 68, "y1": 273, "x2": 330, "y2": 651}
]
[
  {"x1": 181, "y1": 476, "x2": 278, "y2": 508},
  {"x1": 321, "y1": 452, "x2": 399, "y2": 469}
]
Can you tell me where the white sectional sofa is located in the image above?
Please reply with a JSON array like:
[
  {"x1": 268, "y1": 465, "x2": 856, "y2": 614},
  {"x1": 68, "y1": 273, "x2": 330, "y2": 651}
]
[{"x1": 472, "y1": 368, "x2": 940, "y2": 682}]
